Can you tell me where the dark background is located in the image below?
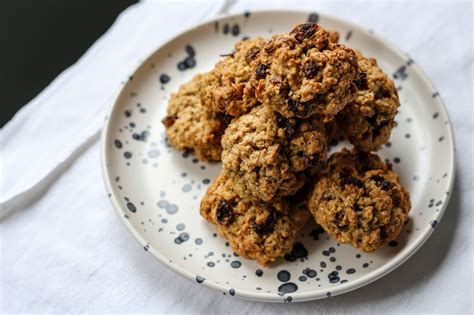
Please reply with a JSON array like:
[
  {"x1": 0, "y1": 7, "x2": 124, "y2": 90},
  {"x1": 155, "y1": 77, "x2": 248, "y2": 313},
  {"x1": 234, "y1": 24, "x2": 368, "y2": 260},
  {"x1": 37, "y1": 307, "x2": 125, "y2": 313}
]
[{"x1": 0, "y1": 0, "x2": 138, "y2": 127}]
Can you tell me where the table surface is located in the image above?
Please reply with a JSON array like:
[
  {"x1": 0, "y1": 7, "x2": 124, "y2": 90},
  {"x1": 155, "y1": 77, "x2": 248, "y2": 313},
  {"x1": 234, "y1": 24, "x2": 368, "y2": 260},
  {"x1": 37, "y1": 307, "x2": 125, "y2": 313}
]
[{"x1": 1, "y1": 1, "x2": 473, "y2": 314}]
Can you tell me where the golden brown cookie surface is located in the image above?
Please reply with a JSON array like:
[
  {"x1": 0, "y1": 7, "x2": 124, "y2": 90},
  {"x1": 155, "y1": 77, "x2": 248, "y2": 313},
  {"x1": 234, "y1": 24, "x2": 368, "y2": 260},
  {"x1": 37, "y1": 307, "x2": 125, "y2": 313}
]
[
  {"x1": 163, "y1": 73, "x2": 229, "y2": 161},
  {"x1": 200, "y1": 173, "x2": 310, "y2": 266},
  {"x1": 253, "y1": 23, "x2": 359, "y2": 119},
  {"x1": 336, "y1": 51, "x2": 400, "y2": 152},
  {"x1": 221, "y1": 105, "x2": 330, "y2": 202},
  {"x1": 204, "y1": 24, "x2": 358, "y2": 120},
  {"x1": 203, "y1": 38, "x2": 266, "y2": 117},
  {"x1": 308, "y1": 148, "x2": 411, "y2": 252}
]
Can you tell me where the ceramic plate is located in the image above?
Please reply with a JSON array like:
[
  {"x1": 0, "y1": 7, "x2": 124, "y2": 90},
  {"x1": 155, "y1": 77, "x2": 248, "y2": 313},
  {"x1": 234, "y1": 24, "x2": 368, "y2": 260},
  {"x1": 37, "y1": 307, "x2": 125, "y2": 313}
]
[{"x1": 101, "y1": 10, "x2": 455, "y2": 302}]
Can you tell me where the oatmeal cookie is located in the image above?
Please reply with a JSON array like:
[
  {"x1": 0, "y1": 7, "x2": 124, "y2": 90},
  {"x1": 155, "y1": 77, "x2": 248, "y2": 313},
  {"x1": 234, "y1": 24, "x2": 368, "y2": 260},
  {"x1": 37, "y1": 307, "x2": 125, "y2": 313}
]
[
  {"x1": 162, "y1": 73, "x2": 229, "y2": 161},
  {"x1": 200, "y1": 173, "x2": 310, "y2": 266},
  {"x1": 336, "y1": 51, "x2": 400, "y2": 151},
  {"x1": 253, "y1": 23, "x2": 359, "y2": 119},
  {"x1": 221, "y1": 105, "x2": 331, "y2": 202},
  {"x1": 203, "y1": 37, "x2": 266, "y2": 117},
  {"x1": 308, "y1": 148, "x2": 411, "y2": 252}
]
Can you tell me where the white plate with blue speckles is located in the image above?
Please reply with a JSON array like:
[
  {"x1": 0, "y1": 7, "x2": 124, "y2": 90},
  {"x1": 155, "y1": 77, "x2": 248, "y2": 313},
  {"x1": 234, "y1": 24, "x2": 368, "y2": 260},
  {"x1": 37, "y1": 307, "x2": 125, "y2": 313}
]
[{"x1": 101, "y1": 10, "x2": 455, "y2": 302}]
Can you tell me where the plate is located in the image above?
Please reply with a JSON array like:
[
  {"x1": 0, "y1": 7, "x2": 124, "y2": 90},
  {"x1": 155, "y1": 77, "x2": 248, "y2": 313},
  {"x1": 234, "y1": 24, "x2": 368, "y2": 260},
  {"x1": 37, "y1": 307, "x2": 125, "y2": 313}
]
[{"x1": 101, "y1": 10, "x2": 455, "y2": 302}]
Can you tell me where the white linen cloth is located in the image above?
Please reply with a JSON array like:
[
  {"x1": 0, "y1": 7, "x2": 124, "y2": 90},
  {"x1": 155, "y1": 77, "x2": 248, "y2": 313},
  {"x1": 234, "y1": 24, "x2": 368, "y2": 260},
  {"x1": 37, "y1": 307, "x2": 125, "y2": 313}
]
[{"x1": 1, "y1": 0, "x2": 473, "y2": 313}]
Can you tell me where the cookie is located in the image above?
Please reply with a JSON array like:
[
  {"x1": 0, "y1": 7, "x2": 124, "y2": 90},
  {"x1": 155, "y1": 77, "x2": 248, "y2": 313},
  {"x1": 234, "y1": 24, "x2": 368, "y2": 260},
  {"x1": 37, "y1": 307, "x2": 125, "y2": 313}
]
[
  {"x1": 221, "y1": 105, "x2": 331, "y2": 202},
  {"x1": 253, "y1": 23, "x2": 359, "y2": 119},
  {"x1": 203, "y1": 37, "x2": 266, "y2": 117},
  {"x1": 200, "y1": 173, "x2": 310, "y2": 266},
  {"x1": 308, "y1": 148, "x2": 411, "y2": 252},
  {"x1": 336, "y1": 51, "x2": 400, "y2": 151},
  {"x1": 162, "y1": 73, "x2": 229, "y2": 161}
]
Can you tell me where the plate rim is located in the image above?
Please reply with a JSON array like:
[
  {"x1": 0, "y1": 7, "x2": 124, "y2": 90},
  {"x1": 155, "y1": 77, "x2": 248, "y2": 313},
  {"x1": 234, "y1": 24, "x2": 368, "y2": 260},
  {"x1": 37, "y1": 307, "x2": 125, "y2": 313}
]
[{"x1": 100, "y1": 9, "x2": 456, "y2": 302}]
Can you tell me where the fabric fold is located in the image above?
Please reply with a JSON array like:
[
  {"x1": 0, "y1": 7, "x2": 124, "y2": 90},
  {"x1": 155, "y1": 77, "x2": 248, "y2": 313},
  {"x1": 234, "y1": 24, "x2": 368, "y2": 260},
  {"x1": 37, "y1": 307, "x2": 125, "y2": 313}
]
[{"x1": 0, "y1": 1, "x2": 224, "y2": 205}]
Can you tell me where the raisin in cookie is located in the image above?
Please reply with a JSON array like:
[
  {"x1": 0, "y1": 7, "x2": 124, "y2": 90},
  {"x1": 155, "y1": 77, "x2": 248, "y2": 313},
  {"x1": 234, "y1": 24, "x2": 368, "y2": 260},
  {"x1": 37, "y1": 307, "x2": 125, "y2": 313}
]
[
  {"x1": 202, "y1": 37, "x2": 266, "y2": 117},
  {"x1": 163, "y1": 73, "x2": 229, "y2": 161},
  {"x1": 253, "y1": 23, "x2": 359, "y2": 119},
  {"x1": 336, "y1": 51, "x2": 400, "y2": 151},
  {"x1": 200, "y1": 173, "x2": 310, "y2": 266},
  {"x1": 308, "y1": 148, "x2": 411, "y2": 252},
  {"x1": 221, "y1": 105, "x2": 331, "y2": 202}
]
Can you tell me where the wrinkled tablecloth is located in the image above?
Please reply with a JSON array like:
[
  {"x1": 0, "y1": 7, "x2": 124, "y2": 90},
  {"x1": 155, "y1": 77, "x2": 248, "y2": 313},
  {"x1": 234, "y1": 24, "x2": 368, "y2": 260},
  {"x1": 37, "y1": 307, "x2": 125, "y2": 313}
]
[{"x1": 1, "y1": 0, "x2": 472, "y2": 313}]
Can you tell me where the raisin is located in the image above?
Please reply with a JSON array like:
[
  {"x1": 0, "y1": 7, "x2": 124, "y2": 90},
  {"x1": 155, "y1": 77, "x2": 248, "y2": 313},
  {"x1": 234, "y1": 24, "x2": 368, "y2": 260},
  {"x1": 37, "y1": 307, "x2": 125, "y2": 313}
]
[
  {"x1": 276, "y1": 114, "x2": 297, "y2": 139},
  {"x1": 381, "y1": 181, "x2": 391, "y2": 191},
  {"x1": 391, "y1": 193, "x2": 401, "y2": 207},
  {"x1": 352, "y1": 177, "x2": 364, "y2": 188},
  {"x1": 370, "y1": 175, "x2": 383, "y2": 183},
  {"x1": 252, "y1": 207, "x2": 277, "y2": 234},
  {"x1": 354, "y1": 203, "x2": 361, "y2": 212},
  {"x1": 339, "y1": 173, "x2": 364, "y2": 188},
  {"x1": 287, "y1": 98, "x2": 310, "y2": 117},
  {"x1": 374, "y1": 120, "x2": 390, "y2": 136},
  {"x1": 299, "y1": 93, "x2": 326, "y2": 116},
  {"x1": 376, "y1": 85, "x2": 392, "y2": 99},
  {"x1": 162, "y1": 115, "x2": 177, "y2": 128},
  {"x1": 303, "y1": 59, "x2": 318, "y2": 78},
  {"x1": 256, "y1": 64, "x2": 267, "y2": 80},
  {"x1": 379, "y1": 120, "x2": 390, "y2": 128},
  {"x1": 371, "y1": 175, "x2": 390, "y2": 191},
  {"x1": 372, "y1": 127, "x2": 382, "y2": 138},
  {"x1": 367, "y1": 115, "x2": 378, "y2": 125},
  {"x1": 291, "y1": 23, "x2": 317, "y2": 43},
  {"x1": 216, "y1": 200, "x2": 233, "y2": 226},
  {"x1": 298, "y1": 102, "x2": 311, "y2": 117},
  {"x1": 354, "y1": 72, "x2": 368, "y2": 90}
]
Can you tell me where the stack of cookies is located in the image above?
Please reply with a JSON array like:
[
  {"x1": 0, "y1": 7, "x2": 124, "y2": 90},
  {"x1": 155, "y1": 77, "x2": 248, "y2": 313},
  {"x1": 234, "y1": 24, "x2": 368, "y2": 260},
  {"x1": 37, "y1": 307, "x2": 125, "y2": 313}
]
[{"x1": 163, "y1": 23, "x2": 411, "y2": 266}]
